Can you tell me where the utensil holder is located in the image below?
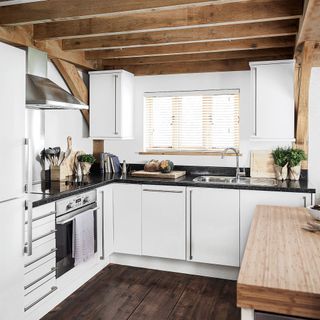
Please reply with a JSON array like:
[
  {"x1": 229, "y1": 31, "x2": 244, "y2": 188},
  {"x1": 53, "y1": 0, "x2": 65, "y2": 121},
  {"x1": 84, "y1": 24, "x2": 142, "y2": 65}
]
[{"x1": 50, "y1": 165, "x2": 69, "y2": 181}]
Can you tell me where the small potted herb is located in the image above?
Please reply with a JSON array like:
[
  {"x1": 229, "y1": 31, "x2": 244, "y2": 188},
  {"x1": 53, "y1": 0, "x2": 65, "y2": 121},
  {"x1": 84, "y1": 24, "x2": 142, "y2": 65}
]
[
  {"x1": 272, "y1": 147, "x2": 289, "y2": 180},
  {"x1": 288, "y1": 148, "x2": 307, "y2": 180},
  {"x1": 77, "y1": 154, "x2": 95, "y2": 175}
]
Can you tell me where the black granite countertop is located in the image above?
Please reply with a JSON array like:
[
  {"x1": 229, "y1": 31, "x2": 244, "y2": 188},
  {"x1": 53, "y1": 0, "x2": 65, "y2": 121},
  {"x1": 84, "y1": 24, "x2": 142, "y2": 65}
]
[{"x1": 29, "y1": 170, "x2": 316, "y2": 208}]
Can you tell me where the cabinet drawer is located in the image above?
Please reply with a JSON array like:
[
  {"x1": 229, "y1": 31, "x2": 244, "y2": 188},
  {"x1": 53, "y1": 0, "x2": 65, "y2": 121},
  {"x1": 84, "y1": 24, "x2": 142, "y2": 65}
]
[
  {"x1": 25, "y1": 219, "x2": 56, "y2": 242},
  {"x1": 24, "y1": 257, "x2": 56, "y2": 289},
  {"x1": 24, "y1": 277, "x2": 57, "y2": 312},
  {"x1": 24, "y1": 267, "x2": 56, "y2": 295},
  {"x1": 24, "y1": 235, "x2": 56, "y2": 266},
  {"x1": 25, "y1": 250, "x2": 56, "y2": 274},
  {"x1": 25, "y1": 203, "x2": 56, "y2": 223}
]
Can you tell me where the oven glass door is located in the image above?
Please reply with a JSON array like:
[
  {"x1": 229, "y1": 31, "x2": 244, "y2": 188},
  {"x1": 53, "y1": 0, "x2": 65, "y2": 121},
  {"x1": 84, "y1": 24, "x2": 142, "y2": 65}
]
[{"x1": 56, "y1": 207, "x2": 97, "y2": 278}]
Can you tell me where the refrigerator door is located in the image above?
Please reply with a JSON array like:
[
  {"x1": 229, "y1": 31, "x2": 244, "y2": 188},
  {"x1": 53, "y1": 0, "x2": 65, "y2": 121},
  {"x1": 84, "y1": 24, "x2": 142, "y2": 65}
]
[
  {"x1": 0, "y1": 198, "x2": 25, "y2": 319},
  {"x1": 0, "y1": 42, "x2": 26, "y2": 202}
]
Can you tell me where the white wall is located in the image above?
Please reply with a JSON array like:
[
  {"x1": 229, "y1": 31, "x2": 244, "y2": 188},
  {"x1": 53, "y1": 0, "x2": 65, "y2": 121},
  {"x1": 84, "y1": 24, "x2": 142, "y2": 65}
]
[
  {"x1": 308, "y1": 68, "x2": 320, "y2": 203},
  {"x1": 44, "y1": 61, "x2": 92, "y2": 152},
  {"x1": 105, "y1": 72, "x2": 289, "y2": 167}
]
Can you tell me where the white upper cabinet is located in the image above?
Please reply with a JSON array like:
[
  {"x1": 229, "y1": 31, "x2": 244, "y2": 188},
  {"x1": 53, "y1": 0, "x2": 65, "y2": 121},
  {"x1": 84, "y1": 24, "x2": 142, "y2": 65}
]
[
  {"x1": 250, "y1": 60, "x2": 295, "y2": 141},
  {"x1": 187, "y1": 188, "x2": 240, "y2": 267},
  {"x1": 89, "y1": 70, "x2": 134, "y2": 139},
  {"x1": 141, "y1": 185, "x2": 186, "y2": 260}
]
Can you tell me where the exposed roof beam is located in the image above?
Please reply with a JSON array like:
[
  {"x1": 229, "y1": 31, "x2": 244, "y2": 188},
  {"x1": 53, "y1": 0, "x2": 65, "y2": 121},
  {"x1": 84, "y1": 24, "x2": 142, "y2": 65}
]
[
  {"x1": 0, "y1": 0, "x2": 244, "y2": 25},
  {"x1": 296, "y1": 0, "x2": 320, "y2": 46},
  {"x1": 63, "y1": 19, "x2": 299, "y2": 51},
  {"x1": 86, "y1": 36, "x2": 296, "y2": 60},
  {"x1": 33, "y1": 0, "x2": 303, "y2": 40},
  {"x1": 101, "y1": 48, "x2": 293, "y2": 67},
  {"x1": 0, "y1": 25, "x2": 96, "y2": 70}
]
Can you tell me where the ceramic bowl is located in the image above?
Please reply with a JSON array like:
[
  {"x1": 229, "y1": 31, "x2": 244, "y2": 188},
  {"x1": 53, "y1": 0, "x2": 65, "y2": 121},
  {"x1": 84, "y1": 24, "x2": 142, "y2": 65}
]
[{"x1": 307, "y1": 205, "x2": 320, "y2": 220}]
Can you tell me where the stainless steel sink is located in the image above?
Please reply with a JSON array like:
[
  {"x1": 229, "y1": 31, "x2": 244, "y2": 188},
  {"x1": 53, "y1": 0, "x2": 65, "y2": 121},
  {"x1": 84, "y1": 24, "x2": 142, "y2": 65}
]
[{"x1": 193, "y1": 176, "x2": 278, "y2": 187}]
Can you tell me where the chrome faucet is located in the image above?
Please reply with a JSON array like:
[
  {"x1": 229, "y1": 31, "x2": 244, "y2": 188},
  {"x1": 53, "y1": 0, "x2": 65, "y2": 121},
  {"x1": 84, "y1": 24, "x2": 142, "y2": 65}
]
[{"x1": 221, "y1": 147, "x2": 245, "y2": 181}]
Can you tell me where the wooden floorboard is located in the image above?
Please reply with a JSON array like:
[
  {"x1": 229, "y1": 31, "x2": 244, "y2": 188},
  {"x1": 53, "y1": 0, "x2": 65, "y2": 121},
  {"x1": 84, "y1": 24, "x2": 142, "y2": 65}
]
[{"x1": 43, "y1": 264, "x2": 240, "y2": 320}]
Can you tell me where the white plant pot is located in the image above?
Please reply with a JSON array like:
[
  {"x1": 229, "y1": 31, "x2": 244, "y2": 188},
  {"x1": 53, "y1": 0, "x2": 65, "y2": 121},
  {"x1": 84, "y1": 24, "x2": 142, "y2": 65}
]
[
  {"x1": 274, "y1": 164, "x2": 288, "y2": 181},
  {"x1": 80, "y1": 162, "x2": 92, "y2": 175},
  {"x1": 289, "y1": 165, "x2": 301, "y2": 181}
]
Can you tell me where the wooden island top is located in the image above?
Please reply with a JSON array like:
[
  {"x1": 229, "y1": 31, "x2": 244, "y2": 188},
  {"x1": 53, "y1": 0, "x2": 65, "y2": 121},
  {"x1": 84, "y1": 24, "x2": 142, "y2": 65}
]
[{"x1": 237, "y1": 205, "x2": 320, "y2": 319}]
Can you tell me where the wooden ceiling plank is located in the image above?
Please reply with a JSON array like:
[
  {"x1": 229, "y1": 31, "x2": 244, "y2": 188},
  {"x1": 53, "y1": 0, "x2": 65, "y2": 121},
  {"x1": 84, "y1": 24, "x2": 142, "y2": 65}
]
[
  {"x1": 0, "y1": 0, "x2": 246, "y2": 25},
  {"x1": 52, "y1": 58, "x2": 89, "y2": 124},
  {"x1": 33, "y1": 0, "x2": 303, "y2": 40},
  {"x1": 63, "y1": 19, "x2": 299, "y2": 51},
  {"x1": 86, "y1": 36, "x2": 296, "y2": 60},
  {"x1": 101, "y1": 47, "x2": 294, "y2": 66}
]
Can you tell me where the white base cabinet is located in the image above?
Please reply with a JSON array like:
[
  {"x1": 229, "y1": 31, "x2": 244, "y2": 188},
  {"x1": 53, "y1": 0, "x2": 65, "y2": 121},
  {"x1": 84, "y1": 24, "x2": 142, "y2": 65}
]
[
  {"x1": 187, "y1": 188, "x2": 240, "y2": 267},
  {"x1": 113, "y1": 184, "x2": 142, "y2": 255},
  {"x1": 141, "y1": 185, "x2": 186, "y2": 260},
  {"x1": 240, "y1": 190, "x2": 312, "y2": 259}
]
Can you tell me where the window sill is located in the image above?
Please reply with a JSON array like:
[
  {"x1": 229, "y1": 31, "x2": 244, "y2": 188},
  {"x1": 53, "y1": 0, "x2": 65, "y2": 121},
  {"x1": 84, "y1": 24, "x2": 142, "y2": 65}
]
[{"x1": 139, "y1": 151, "x2": 241, "y2": 156}]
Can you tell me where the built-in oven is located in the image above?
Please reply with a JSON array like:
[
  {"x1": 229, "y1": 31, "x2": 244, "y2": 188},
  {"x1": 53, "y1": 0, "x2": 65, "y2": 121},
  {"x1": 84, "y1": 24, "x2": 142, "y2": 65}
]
[{"x1": 55, "y1": 190, "x2": 98, "y2": 278}]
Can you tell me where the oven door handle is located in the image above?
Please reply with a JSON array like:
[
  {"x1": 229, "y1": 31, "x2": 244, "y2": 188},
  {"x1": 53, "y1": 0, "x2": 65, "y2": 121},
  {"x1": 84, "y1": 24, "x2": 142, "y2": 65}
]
[{"x1": 56, "y1": 206, "x2": 100, "y2": 225}]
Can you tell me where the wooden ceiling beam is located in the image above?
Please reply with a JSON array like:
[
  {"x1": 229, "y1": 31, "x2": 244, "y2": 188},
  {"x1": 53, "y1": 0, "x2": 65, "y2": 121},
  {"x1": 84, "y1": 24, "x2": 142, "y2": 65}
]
[
  {"x1": 0, "y1": 0, "x2": 239, "y2": 25},
  {"x1": 86, "y1": 36, "x2": 296, "y2": 60},
  {"x1": 33, "y1": 0, "x2": 303, "y2": 41},
  {"x1": 63, "y1": 19, "x2": 299, "y2": 51},
  {"x1": 101, "y1": 48, "x2": 294, "y2": 67},
  {"x1": 0, "y1": 25, "x2": 96, "y2": 70}
]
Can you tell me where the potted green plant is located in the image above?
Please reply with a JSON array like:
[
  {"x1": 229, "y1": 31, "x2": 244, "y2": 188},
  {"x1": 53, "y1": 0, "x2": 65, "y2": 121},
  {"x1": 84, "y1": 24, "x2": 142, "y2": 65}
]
[
  {"x1": 272, "y1": 147, "x2": 289, "y2": 180},
  {"x1": 288, "y1": 148, "x2": 307, "y2": 180},
  {"x1": 77, "y1": 154, "x2": 95, "y2": 175}
]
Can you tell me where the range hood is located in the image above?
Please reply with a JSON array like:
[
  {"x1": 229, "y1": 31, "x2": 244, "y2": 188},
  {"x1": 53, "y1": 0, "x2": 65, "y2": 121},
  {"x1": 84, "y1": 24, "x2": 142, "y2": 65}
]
[{"x1": 26, "y1": 48, "x2": 89, "y2": 110}]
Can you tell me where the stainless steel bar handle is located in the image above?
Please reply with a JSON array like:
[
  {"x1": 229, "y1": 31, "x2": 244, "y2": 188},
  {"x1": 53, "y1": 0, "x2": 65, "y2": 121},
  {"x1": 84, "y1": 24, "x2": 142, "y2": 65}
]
[
  {"x1": 303, "y1": 196, "x2": 307, "y2": 208},
  {"x1": 142, "y1": 189, "x2": 183, "y2": 194},
  {"x1": 25, "y1": 200, "x2": 33, "y2": 256},
  {"x1": 114, "y1": 74, "x2": 118, "y2": 135},
  {"x1": 25, "y1": 138, "x2": 32, "y2": 193},
  {"x1": 56, "y1": 206, "x2": 99, "y2": 225},
  {"x1": 100, "y1": 190, "x2": 105, "y2": 260},
  {"x1": 24, "y1": 286, "x2": 58, "y2": 312},
  {"x1": 25, "y1": 248, "x2": 57, "y2": 268},
  {"x1": 24, "y1": 267, "x2": 56, "y2": 290},
  {"x1": 189, "y1": 190, "x2": 193, "y2": 260}
]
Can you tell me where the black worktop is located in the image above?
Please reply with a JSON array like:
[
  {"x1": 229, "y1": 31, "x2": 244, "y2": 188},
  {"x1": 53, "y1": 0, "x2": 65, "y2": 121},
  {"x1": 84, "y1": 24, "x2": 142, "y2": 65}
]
[{"x1": 29, "y1": 165, "x2": 315, "y2": 208}]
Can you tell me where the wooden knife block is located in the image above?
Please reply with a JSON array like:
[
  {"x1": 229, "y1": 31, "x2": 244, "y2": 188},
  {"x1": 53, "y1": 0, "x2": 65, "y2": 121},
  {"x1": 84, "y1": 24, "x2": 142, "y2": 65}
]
[{"x1": 50, "y1": 165, "x2": 70, "y2": 181}]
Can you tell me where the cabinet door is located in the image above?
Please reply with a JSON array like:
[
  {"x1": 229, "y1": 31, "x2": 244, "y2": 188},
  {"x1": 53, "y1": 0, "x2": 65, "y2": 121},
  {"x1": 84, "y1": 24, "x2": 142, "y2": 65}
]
[
  {"x1": 188, "y1": 188, "x2": 240, "y2": 267},
  {"x1": 97, "y1": 185, "x2": 114, "y2": 258},
  {"x1": 142, "y1": 185, "x2": 186, "y2": 260},
  {"x1": 90, "y1": 73, "x2": 118, "y2": 138},
  {"x1": 0, "y1": 199, "x2": 24, "y2": 320},
  {"x1": 113, "y1": 184, "x2": 141, "y2": 255},
  {"x1": 252, "y1": 62, "x2": 294, "y2": 140},
  {"x1": 240, "y1": 190, "x2": 312, "y2": 259}
]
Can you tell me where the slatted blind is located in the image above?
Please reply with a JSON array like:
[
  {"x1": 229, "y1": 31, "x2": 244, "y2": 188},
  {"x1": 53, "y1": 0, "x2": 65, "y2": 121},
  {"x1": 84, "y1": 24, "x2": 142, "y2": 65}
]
[{"x1": 144, "y1": 90, "x2": 240, "y2": 152}]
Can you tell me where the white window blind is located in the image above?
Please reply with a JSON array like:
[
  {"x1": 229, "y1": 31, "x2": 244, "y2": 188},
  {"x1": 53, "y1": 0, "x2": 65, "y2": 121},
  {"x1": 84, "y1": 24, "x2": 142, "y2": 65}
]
[{"x1": 144, "y1": 90, "x2": 240, "y2": 152}]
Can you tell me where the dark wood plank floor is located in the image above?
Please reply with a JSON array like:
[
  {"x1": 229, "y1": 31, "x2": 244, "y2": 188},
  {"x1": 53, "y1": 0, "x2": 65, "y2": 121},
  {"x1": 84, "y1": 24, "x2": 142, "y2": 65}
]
[{"x1": 43, "y1": 264, "x2": 240, "y2": 320}]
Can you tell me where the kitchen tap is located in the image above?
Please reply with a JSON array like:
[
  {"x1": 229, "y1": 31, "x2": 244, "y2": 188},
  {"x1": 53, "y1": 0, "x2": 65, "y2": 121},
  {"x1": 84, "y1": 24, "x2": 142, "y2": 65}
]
[{"x1": 221, "y1": 147, "x2": 246, "y2": 181}]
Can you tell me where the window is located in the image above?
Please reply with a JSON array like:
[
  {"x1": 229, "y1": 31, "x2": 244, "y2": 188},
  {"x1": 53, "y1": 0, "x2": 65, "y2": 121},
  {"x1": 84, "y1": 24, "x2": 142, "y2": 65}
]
[{"x1": 144, "y1": 89, "x2": 240, "y2": 153}]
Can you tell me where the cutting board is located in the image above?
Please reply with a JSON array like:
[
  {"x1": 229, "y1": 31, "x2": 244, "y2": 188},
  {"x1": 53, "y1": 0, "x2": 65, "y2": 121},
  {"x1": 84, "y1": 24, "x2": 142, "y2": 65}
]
[
  {"x1": 131, "y1": 170, "x2": 186, "y2": 179},
  {"x1": 250, "y1": 150, "x2": 276, "y2": 178}
]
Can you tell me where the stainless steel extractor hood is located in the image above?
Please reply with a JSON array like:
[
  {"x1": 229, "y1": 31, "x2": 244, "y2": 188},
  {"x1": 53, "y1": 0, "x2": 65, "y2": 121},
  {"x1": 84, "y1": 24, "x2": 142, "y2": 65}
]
[{"x1": 26, "y1": 48, "x2": 89, "y2": 110}]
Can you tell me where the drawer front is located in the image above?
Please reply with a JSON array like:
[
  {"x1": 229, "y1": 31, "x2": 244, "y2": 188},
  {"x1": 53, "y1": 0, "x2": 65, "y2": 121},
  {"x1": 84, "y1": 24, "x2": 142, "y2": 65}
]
[
  {"x1": 24, "y1": 268, "x2": 56, "y2": 295},
  {"x1": 24, "y1": 236, "x2": 56, "y2": 266},
  {"x1": 24, "y1": 277, "x2": 57, "y2": 312},
  {"x1": 24, "y1": 257, "x2": 56, "y2": 289},
  {"x1": 25, "y1": 203, "x2": 56, "y2": 223},
  {"x1": 25, "y1": 219, "x2": 56, "y2": 242},
  {"x1": 25, "y1": 250, "x2": 56, "y2": 274}
]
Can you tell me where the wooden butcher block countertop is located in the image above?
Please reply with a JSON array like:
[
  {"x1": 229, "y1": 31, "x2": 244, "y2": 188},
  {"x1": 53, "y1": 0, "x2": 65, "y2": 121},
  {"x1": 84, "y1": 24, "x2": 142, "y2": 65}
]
[{"x1": 237, "y1": 205, "x2": 320, "y2": 319}]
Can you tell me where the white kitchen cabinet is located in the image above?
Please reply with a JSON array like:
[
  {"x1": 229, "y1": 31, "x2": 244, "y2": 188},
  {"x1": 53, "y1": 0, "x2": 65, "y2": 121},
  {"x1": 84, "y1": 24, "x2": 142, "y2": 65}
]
[
  {"x1": 89, "y1": 70, "x2": 134, "y2": 139},
  {"x1": 113, "y1": 184, "x2": 142, "y2": 255},
  {"x1": 240, "y1": 190, "x2": 313, "y2": 259},
  {"x1": 250, "y1": 60, "x2": 295, "y2": 141},
  {"x1": 187, "y1": 188, "x2": 240, "y2": 267},
  {"x1": 97, "y1": 185, "x2": 114, "y2": 258},
  {"x1": 0, "y1": 199, "x2": 25, "y2": 320},
  {"x1": 141, "y1": 185, "x2": 186, "y2": 260}
]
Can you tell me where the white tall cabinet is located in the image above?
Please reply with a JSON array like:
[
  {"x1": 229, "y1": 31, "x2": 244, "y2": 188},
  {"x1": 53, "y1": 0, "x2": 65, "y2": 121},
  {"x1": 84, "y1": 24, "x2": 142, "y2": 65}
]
[
  {"x1": 187, "y1": 188, "x2": 240, "y2": 267},
  {"x1": 141, "y1": 185, "x2": 186, "y2": 260},
  {"x1": 89, "y1": 70, "x2": 134, "y2": 139},
  {"x1": 250, "y1": 60, "x2": 295, "y2": 141}
]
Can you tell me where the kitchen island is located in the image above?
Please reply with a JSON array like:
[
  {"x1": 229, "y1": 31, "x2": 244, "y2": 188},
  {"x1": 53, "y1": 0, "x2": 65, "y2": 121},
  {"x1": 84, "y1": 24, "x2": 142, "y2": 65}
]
[{"x1": 237, "y1": 205, "x2": 320, "y2": 319}]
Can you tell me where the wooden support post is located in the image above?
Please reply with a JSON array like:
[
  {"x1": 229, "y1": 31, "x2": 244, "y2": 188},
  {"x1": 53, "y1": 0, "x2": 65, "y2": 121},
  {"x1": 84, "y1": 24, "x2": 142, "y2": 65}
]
[
  {"x1": 52, "y1": 58, "x2": 105, "y2": 157},
  {"x1": 295, "y1": 41, "x2": 315, "y2": 169}
]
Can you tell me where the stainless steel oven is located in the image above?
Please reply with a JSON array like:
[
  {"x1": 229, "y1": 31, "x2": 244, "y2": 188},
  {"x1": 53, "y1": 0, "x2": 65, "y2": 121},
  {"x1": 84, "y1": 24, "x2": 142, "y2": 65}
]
[{"x1": 55, "y1": 190, "x2": 98, "y2": 278}]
